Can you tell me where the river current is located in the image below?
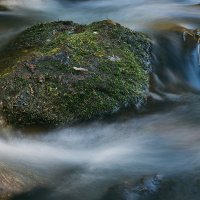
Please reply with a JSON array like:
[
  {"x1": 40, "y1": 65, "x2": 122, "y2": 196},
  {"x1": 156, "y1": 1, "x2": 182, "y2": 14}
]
[{"x1": 1, "y1": 0, "x2": 200, "y2": 200}]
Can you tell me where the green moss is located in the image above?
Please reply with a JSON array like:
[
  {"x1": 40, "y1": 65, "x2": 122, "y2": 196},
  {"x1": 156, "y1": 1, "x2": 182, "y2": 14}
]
[
  {"x1": 0, "y1": 5, "x2": 9, "y2": 11},
  {"x1": 0, "y1": 20, "x2": 152, "y2": 127}
]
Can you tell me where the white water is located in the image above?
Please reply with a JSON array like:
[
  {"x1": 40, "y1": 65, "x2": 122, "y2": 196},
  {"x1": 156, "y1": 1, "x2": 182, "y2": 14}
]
[
  {"x1": 1, "y1": 104, "x2": 198, "y2": 173},
  {"x1": 0, "y1": 0, "x2": 59, "y2": 11},
  {"x1": 1, "y1": 0, "x2": 200, "y2": 30},
  {"x1": 0, "y1": 95, "x2": 200, "y2": 199}
]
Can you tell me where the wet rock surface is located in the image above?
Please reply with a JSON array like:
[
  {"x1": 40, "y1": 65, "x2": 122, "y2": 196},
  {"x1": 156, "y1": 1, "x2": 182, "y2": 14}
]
[
  {"x1": 0, "y1": 166, "x2": 43, "y2": 200},
  {"x1": 100, "y1": 173, "x2": 200, "y2": 200},
  {"x1": 101, "y1": 175, "x2": 163, "y2": 200},
  {"x1": 0, "y1": 20, "x2": 152, "y2": 128},
  {"x1": 150, "y1": 22, "x2": 200, "y2": 93}
]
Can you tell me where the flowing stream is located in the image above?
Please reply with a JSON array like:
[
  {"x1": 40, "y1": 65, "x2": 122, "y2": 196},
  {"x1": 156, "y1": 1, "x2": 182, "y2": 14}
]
[{"x1": 1, "y1": 0, "x2": 200, "y2": 199}]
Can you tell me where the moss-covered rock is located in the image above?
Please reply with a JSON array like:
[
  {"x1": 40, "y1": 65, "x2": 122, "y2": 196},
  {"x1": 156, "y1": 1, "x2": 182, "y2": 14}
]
[
  {"x1": 0, "y1": 5, "x2": 9, "y2": 11},
  {"x1": 0, "y1": 20, "x2": 152, "y2": 127}
]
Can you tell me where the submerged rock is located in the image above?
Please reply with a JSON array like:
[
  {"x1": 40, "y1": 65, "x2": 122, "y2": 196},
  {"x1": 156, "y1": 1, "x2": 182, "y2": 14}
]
[
  {"x1": 0, "y1": 20, "x2": 152, "y2": 127},
  {"x1": 101, "y1": 173, "x2": 200, "y2": 200},
  {"x1": 101, "y1": 175, "x2": 163, "y2": 200},
  {"x1": 0, "y1": 166, "x2": 43, "y2": 200}
]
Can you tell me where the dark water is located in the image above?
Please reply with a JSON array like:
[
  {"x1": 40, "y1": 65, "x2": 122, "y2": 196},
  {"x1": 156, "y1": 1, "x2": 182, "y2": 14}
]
[{"x1": 1, "y1": 0, "x2": 200, "y2": 199}]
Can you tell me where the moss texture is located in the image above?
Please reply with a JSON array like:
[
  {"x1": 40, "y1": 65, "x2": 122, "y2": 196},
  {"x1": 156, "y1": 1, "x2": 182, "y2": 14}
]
[
  {"x1": 0, "y1": 20, "x2": 152, "y2": 127},
  {"x1": 0, "y1": 5, "x2": 9, "y2": 11}
]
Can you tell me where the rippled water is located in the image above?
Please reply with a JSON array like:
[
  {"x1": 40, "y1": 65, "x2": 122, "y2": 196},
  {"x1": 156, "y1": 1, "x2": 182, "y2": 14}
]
[{"x1": 1, "y1": 0, "x2": 200, "y2": 199}]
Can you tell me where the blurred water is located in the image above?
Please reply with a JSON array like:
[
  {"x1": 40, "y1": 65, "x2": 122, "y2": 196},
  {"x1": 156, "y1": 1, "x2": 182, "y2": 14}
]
[
  {"x1": 1, "y1": 0, "x2": 200, "y2": 32},
  {"x1": 0, "y1": 94, "x2": 200, "y2": 199},
  {"x1": 1, "y1": 0, "x2": 200, "y2": 200}
]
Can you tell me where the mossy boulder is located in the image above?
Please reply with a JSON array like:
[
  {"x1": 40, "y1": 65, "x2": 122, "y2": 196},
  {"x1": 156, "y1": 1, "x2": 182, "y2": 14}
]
[
  {"x1": 0, "y1": 20, "x2": 152, "y2": 127},
  {"x1": 0, "y1": 5, "x2": 9, "y2": 11}
]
